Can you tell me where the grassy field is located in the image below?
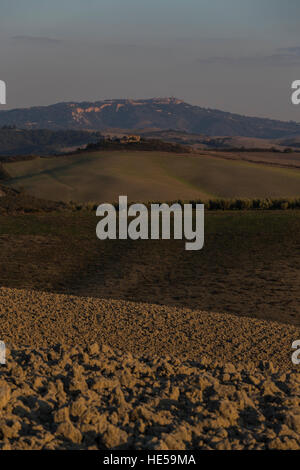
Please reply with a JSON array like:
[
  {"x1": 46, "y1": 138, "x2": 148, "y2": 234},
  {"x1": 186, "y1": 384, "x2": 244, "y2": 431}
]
[
  {"x1": 205, "y1": 149, "x2": 300, "y2": 168},
  {"x1": 0, "y1": 210, "x2": 299, "y2": 326},
  {"x1": 3, "y1": 150, "x2": 300, "y2": 202}
]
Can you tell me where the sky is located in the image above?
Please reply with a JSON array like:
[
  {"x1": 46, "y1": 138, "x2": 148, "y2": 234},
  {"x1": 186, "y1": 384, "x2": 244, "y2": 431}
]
[{"x1": 1, "y1": 0, "x2": 300, "y2": 120}]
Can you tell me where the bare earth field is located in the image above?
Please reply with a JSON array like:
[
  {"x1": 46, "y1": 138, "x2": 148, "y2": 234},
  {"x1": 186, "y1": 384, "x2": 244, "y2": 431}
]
[
  {"x1": 0, "y1": 287, "x2": 299, "y2": 369},
  {"x1": 1, "y1": 343, "x2": 300, "y2": 450},
  {"x1": 0, "y1": 198, "x2": 299, "y2": 449},
  {"x1": 3, "y1": 150, "x2": 300, "y2": 202},
  {"x1": 0, "y1": 288, "x2": 300, "y2": 450}
]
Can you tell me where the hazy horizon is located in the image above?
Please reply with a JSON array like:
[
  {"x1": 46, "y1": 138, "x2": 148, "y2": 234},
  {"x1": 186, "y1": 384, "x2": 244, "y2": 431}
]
[{"x1": 1, "y1": 0, "x2": 300, "y2": 121}]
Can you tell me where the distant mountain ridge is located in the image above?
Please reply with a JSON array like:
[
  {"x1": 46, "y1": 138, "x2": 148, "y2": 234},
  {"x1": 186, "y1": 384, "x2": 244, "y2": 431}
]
[{"x1": 0, "y1": 97, "x2": 300, "y2": 138}]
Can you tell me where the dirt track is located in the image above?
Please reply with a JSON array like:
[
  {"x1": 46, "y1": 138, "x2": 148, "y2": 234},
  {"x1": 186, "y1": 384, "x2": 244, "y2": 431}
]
[{"x1": 0, "y1": 287, "x2": 300, "y2": 450}]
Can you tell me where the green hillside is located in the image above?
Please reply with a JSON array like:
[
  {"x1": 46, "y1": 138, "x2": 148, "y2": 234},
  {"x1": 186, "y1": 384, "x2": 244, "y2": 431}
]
[{"x1": 3, "y1": 150, "x2": 300, "y2": 203}]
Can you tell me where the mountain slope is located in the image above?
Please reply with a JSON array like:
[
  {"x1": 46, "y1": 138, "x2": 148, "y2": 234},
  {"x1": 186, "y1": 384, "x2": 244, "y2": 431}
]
[{"x1": 0, "y1": 98, "x2": 300, "y2": 138}]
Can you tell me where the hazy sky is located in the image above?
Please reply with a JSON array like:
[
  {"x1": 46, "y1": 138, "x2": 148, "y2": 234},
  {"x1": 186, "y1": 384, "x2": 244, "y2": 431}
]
[{"x1": 1, "y1": 0, "x2": 300, "y2": 120}]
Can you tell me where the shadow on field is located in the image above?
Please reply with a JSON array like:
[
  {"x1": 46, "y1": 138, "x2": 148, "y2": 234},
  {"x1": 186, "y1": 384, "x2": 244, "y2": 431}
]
[{"x1": 0, "y1": 211, "x2": 299, "y2": 326}]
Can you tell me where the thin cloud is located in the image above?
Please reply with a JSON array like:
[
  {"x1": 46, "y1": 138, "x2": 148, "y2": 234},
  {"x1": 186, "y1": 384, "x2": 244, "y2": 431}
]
[
  {"x1": 11, "y1": 35, "x2": 63, "y2": 46},
  {"x1": 198, "y1": 46, "x2": 300, "y2": 67},
  {"x1": 279, "y1": 46, "x2": 300, "y2": 54}
]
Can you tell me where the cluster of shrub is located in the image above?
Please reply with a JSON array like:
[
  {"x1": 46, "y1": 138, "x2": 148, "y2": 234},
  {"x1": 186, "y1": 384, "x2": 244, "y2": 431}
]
[
  {"x1": 67, "y1": 198, "x2": 300, "y2": 212},
  {"x1": 199, "y1": 198, "x2": 300, "y2": 210},
  {"x1": 1, "y1": 182, "x2": 299, "y2": 213},
  {"x1": 216, "y1": 147, "x2": 294, "y2": 153},
  {"x1": 84, "y1": 138, "x2": 192, "y2": 154}
]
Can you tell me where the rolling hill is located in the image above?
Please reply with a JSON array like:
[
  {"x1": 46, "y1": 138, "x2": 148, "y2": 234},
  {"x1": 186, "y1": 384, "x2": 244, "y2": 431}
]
[
  {"x1": 1, "y1": 98, "x2": 300, "y2": 138},
  {"x1": 3, "y1": 150, "x2": 300, "y2": 203}
]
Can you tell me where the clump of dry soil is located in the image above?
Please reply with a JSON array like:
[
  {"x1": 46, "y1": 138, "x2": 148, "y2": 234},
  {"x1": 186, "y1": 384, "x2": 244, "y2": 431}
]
[
  {"x1": 0, "y1": 343, "x2": 300, "y2": 450},
  {"x1": 0, "y1": 287, "x2": 300, "y2": 450}
]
